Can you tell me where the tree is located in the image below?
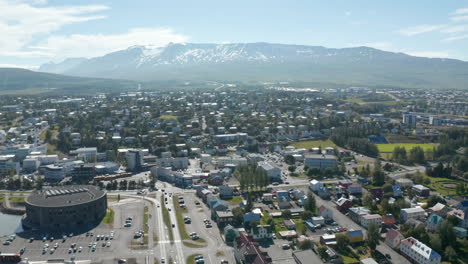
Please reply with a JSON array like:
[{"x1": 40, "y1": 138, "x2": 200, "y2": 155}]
[
  {"x1": 372, "y1": 159, "x2": 385, "y2": 186},
  {"x1": 284, "y1": 155, "x2": 295, "y2": 165},
  {"x1": 363, "y1": 193, "x2": 373, "y2": 208},
  {"x1": 232, "y1": 207, "x2": 245, "y2": 226},
  {"x1": 288, "y1": 165, "x2": 296, "y2": 173},
  {"x1": 438, "y1": 220, "x2": 456, "y2": 247},
  {"x1": 336, "y1": 233, "x2": 350, "y2": 249},
  {"x1": 366, "y1": 222, "x2": 380, "y2": 251},
  {"x1": 427, "y1": 195, "x2": 445, "y2": 208},
  {"x1": 429, "y1": 234, "x2": 442, "y2": 254},
  {"x1": 305, "y1": 191, "x2": 316, "y2": 213},
  {"x1": 444, "y1": 246, "x2": 457, "y2": 262},
  {"x1": 35, "y1": 177, "x2": 43, "y2": 190},
  {"x1": 301, "y1": 211, "x2": 313, "y2": 220},
  {"x1": 298, "y1": 240, "x2": 311, "y2": 250},
  {"x1": 317, "y1": 246, "x2": 329, "y2": 260},
  {"x1": 282, "y1": 210, "x2": 292, "y2": 219},
  {"x1": 447, "y1": 214, "x2": 460, "y2": 226}
]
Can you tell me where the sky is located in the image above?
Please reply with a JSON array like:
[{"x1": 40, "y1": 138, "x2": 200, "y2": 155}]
[{"x1": 2, "y1": 0, "x2": 468, "y2": 69}]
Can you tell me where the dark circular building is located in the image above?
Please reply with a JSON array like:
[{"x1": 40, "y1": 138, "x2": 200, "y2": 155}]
[{"x1": 23, "y1": 185, "x2": 107, "y2": 230}]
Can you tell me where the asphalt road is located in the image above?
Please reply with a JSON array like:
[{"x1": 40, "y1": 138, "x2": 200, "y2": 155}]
[{"x1": 310, "y1": 191, "x2": 411, "y2": 264}]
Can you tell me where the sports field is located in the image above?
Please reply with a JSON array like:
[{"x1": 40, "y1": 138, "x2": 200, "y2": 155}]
[
  {"x1": 289, "y1": 139, "x2": 336, "y2": 149},
  {"x1": 376, "y1": 143, "x2": 435, "y2": 153}
]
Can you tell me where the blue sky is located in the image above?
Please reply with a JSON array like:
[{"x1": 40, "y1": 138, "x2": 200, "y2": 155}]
[{"x1": 2, "y1": 0, "x2": 468, "y2": 69}]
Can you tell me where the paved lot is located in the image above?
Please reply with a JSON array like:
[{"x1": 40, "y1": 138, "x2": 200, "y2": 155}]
[{"x1": 0, "y1": 198, "x2": 147, "y2": 263}]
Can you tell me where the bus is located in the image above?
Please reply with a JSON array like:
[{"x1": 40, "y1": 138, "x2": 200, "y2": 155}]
[{"x1": 0, "y1": 253, "x2": 21, "y2": 263}]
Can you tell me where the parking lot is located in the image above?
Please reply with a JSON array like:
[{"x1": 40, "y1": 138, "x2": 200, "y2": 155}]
[{"x1": 0, "y1": 198, "x2": 146, "y2": 262}]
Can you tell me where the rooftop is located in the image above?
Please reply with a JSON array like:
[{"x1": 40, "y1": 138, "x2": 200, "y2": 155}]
[{"x1": 26, "y1": 185, "x2": 105, "y2": 208}]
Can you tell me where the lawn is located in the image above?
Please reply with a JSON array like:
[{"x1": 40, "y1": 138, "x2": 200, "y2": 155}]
[
  {"x1": 161, "y1": 194, "x2": 174, "y2": 243},
  {"x1": 143, "y1": 206, "x2": 149, "y2": 233},
  {"x1": 423, "y1": 175, "x2": 464, "y2": 196},
  {"x1": 102, "y1": 208, "x2": 114, "y2": 224},
  {"x1": 8, "y1": 196, "x2": 25, "y2": 203},
  {"x1": 225, "y1": 196, "x2": 243, "y2": 206},
  {"x1": 186, "y1": 254, "x2": 202, "y2": 264},
  {"x1": 289, "y1": 139, "x2": 336, "y2": 150},
  {"x1": 376, "y1": 143, "x2": 435, "y2": 153}
]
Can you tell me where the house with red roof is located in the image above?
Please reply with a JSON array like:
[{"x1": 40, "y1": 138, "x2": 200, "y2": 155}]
[
  {"x1": 234, "y1": 232, "x2": 273, "y2": 264},
  {"x1": 385, "y1": 229, "x2": 403, "y2": 249},
  {"x1": 335, "y1": 197, "x2": 352, "y2": 211}
]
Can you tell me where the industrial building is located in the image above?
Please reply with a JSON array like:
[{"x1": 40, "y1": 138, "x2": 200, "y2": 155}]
[{"x1": 23, "y1": 185, "x2": 107, "y2": 230}]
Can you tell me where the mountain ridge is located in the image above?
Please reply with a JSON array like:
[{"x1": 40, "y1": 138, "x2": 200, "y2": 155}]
[{"x1": 38, "y1": 42, "x2": 468, "y2": 89}]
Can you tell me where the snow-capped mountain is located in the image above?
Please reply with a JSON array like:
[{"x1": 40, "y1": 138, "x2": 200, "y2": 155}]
[{"x1": 39, "y1": 42, "x2": 468, "y2": 89}]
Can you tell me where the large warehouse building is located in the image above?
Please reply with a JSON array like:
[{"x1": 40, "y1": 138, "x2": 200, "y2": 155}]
[{"x1": 23, "y1": 185, "x2": 107, "y2": 230}]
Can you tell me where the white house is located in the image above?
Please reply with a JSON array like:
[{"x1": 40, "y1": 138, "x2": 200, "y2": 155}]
[
  {"x1": 257, "y1": 161, "x2": 281, "y2": 182},
  {"x1": 360, "y1": 214, "x2": 382, "y2": 228},
  {"x1": 311, "y1": 216, "x2": 325, "y2": 226},
  {"x1": 309, "y1": 179, "x2": 323, "y2": 192},
  {"x1": 318, "y1": 205, "x2": 333, "y2": 221},
  {"x1": 385, "y1": 229, "x2": 404, "y2": 249},
  {"x1": 400, "y1": 207, "x2": 426, "y2": 222},
  {"x1": 251, "y1": 225, "x2": 273, "y2": 241},
  {"x1": 400, "y1": 237, "x2": 441, "y2": 264}
]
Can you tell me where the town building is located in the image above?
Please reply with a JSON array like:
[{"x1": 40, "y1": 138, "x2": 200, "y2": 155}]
[
  {"x1": 257, "y1": 161, "x2": 281, "y2": 182},
  {"x1": 403, "y1": 113, "x2": 417, "y2": 127},
  {"x1": 251, "y1": 225, "x2": 273, "y2": 241},
  {"x1": 233, "y1": 232, "x2": 272, "y2": 264},
  {"x1": 304, "y1": 154, "x2": 336, "y2": 169},
  {"x1": 360, "y1": 214, "x2": 382, "y2": 228},
  {"x1": 23, "y1": 185, "x2": 107, "y2": 230},
  {"x1": 400, "y1": 207, "x2": 426, "y2": 222},
  {"x1": 385, "y1": 229, "x2": 404, "y2": 249},
  {"x1": 400, "y1": 237, "x2": 441, "y2": 264},
  {"x1": 412, "y1": 185, "x2": 430, "y2": 197}
]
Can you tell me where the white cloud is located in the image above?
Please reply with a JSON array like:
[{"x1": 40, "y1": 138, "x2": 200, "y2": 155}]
[
  {"x1": 0, "y1": 0, "x2": 109, "y2": 57},
  {"x1": 406, "y1": 51, "x2": 450, "y2": 58},
  {"x1": 0, "y1": 64, "x2": 39, "y2": 70},
  {"x1": 452, "y1": 8, "x2": 468, "y2": 15},
  {"x1": 41, "y1": 28, "x2": 189, "y2": 59},
  {"x1": 398, "y1": 24, "x2": 445, "y2": 36},
  {"x1": 443, "y1": 34, "x2": 468, "y2": 42},
  {"x1": 450, "y1": 15, "x2": 468, "y2": 22},
  {"x1": 440, "y1": 24, "x2": 468, "y2": 33}
]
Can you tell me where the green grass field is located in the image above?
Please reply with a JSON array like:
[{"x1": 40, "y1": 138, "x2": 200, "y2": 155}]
[
  {"x1": 102, "y1": 208, "x2": 114, "y2": 224},
  {"x1": 159, "y1": 114, "x2": 178, "y2": 121},
  {"x1": 289, "y1": 139, "x2": 336, "y2": 150},
  {"x1": 376, "y1": 143, "x2": 435, "y2": 153},
  {"x1": 160, "y1": 194, "x2": 174, "y2": 243}
]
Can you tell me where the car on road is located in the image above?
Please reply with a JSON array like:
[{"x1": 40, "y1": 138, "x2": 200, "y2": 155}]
[
  {"x1": 282, "y1": 244, "x2": 290, "y2": 249},
  {"x1": 172, "y1": 224, "x2": 175, "y2": 228},
  {"x1": 118, "y1": 260, "x2": 127, "y2": 264},
  {"x1": 385, "y1": 254, "x2": 391, "y2": 259},
  {"x1": 272, "y1": 182, "x2": 279, "y2": 186},
  {"x1": 161, "y1": 257, "x2": 165, "y2": 264}
]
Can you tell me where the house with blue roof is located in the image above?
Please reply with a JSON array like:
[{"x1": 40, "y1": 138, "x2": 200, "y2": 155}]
[
  {"x1": 243, "y1": 211, "x2": 261, "y2": 226},
  {"x1": 392, "y1": 185, "x2": 402, "y2": 197},
  {"x1": 427, "y1": 214, "x2": 443, "y2": 231}
]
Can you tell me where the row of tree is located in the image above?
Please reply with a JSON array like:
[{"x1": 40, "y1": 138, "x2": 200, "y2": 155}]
[{"x1": 234, "y1": 165, "x2": 269, "y2": 191}]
